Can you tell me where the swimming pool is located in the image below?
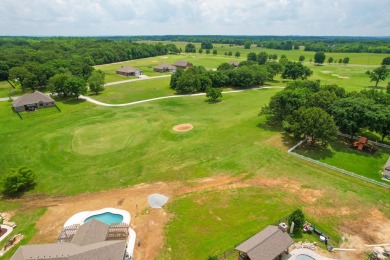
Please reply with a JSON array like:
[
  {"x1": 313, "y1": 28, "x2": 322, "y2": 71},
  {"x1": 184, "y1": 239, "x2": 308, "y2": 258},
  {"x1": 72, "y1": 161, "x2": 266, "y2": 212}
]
[
  {"x1": 296, "y1": 254, "x2": 315, "y2": 260},
  {"x1": 84, "y1": 212, "x2": 124, "y2": 225}
]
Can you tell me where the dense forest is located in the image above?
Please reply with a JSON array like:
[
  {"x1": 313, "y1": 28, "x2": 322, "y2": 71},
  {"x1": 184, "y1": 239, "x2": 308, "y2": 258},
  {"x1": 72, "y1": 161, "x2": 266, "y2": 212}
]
[
  {"x1": 0, "y1": 37, "x2": 179, "y2": 92},
  {"x1": 116, "y1": 35, "x2": 390, "y2": 54}
]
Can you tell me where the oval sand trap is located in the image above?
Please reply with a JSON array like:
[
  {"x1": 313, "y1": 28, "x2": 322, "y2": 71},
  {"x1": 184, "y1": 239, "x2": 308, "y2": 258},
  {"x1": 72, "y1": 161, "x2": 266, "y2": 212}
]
[
  {"x1": 172, "y1": 123, "x2": 193, "y2": 132},
  {"x1": 72, "y1": 119, "x2": 147, "y2": 155}
]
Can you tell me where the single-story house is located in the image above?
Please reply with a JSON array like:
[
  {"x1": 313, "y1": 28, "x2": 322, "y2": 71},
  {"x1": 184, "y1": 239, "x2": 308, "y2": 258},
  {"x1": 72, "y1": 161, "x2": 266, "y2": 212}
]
[
  {"x1": 229, "y1": 61, "x2": 240, "y2": 67},
  {"x1": 12, "y1": 91, "x2": 55, "y2": 112},
  {"x1": 116, "y1": 66, "x2": 143, "y2": 77},
  {"x1": 383, "y1": 156, "x2": 390, "y2": 180},
  {"x1": 235, "y1": 225, "x2": 294, "y2": 260},
  {"x1": 154, "y1": 63, "x2": 177, "y2": 73},
  {"x1": 11, "y1": 220, "x2": 128, "y2": 260},
  {"x1": 172, "y1": 60, "x2": 192, "y2": 69}
]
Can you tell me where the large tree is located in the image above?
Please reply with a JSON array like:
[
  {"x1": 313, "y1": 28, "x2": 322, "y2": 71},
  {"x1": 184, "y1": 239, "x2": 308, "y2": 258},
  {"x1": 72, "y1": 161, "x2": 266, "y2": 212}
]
[
  {"x1": 281, "y1": 62, "x2": 313, "y2": 80},
  {"x1": 0, "y1": 61, "x2": 9, "y2": 81},
  {"x1": 284, "y1": 107, "x2": 337, "y2": 146},
  {"x1": 247, "y1": 52, "x2": 257, "y2": 62},
  {"x1": 244, "y1": 41, "x2": 251, "y2": 49},
  {"x1": 314, "y1": 51, "x2": 326, "y2": 65},
  {"x1": 331, "y1": 97, "x2": 376, "y2": 137},
  {"x1": 200, "y1": 42, "x2": 213, "y2": 49},
  {"x1": 175, "y1": 73, "x2": 201, "y2": 94},
  {"x1": 366, "y1": 65, "x2": 389, "y2": 87},
  {"x1": 206, "y1": 87, "x2": 222, "y2": 102},
  {"x1": 88, "y1": 69, "x2": 105, "y2": 94},
  {"x1": 185, "y1": 43, "x2": 196, "y2": 53},
  {"x1": 257, "y1": 52, "x2": 268, "y2": 65},
  {"x1": 382, "y1": 57, "x2": 390, "y2": 66}
]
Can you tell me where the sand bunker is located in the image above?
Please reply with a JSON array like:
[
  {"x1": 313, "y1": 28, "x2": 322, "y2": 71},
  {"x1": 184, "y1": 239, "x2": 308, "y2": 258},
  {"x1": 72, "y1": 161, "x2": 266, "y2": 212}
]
[
  {"x1": 172, "y1": 124, "x2": 193, "y2": 132},
  {"x1": 331, "y1": 73, "x2": 349, "y2": 79},
  {"x1": 321, "y1": 71, "x2": 332, "y2": 74}
]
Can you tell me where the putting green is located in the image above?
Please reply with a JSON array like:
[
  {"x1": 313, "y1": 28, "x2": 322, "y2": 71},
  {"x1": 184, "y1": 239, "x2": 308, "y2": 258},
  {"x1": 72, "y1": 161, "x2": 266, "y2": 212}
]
[{"x1": 72, "y1": 119, "x2": 148, "y2": 155}]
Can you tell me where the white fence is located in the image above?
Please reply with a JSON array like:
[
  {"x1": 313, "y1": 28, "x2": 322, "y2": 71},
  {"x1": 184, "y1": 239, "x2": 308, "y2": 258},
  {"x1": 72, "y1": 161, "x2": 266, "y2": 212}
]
[{"x1": 288, "y1": 139, "x2": 390, "y2": 189}]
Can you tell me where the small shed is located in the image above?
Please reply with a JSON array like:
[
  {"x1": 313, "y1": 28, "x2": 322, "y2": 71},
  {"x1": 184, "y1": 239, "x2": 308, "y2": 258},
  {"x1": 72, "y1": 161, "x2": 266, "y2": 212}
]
[
  {"x1": 172, "y1": 60, "x2": 192, "y2": 69},
  {"x1": 235, "y1": 225, "x2": 294, "y2": 260},
  {"x1": 12, "y1": 91, "x2": 55, "y2": 112},
  {"x1": 383, "y1": 156, "x2": 390, "y2": 180},
  {"x1": 154, "y1": 63, "x2": 177, "y2": 73},
  {"x1": 116, "y1": 66, "x2": 143, "y2": 76}
]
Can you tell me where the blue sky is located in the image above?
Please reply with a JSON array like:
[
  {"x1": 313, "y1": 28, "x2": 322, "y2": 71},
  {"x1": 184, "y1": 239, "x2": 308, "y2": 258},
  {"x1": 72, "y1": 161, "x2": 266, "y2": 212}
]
[{"x1": 0, "y1": 0, "x2": 389, "y2": 36}]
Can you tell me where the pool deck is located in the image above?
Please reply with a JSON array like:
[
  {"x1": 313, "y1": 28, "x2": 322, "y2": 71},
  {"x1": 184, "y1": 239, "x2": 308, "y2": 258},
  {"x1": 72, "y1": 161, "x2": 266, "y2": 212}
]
[
  {"x1": 63, "y1": 208, "x2": 135, "y2": 258},
  {"x1": 283, "y1": 248, "x2": 338, "y2": 260}
]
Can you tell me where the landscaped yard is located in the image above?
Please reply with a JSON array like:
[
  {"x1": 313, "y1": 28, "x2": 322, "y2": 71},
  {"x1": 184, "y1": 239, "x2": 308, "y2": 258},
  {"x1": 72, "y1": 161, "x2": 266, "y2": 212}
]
[{"x1": 294, "y1": 138, "x2": 390, "y2": 183}]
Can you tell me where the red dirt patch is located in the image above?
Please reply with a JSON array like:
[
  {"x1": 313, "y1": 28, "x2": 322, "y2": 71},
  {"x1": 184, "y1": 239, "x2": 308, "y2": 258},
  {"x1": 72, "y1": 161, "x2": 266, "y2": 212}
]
[{"x1": 172, "y1": 123, "x2": 193, "y2": 132}]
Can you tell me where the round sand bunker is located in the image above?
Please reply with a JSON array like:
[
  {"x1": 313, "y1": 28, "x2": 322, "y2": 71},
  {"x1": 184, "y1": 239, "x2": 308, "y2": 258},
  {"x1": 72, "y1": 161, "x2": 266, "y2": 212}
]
[{"x1": 172, "y1": 123, "x2": 193, "y2": 132}]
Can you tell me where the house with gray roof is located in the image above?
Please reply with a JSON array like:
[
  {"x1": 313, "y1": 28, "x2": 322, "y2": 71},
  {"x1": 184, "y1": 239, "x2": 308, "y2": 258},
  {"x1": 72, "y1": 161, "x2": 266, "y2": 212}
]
[
  {"x1": 235, "y1": 225, "x2": 294, "y2": 260},
  {"x1": 11, "y1": 220, "x2": 128, "y2": 260},
  {"x1": 12, "y1": 91, "x2": 55, "y2": 112},
  {"x1": 153, "y1": 63, "x2": 177, "y2": 73},
  {"x1": 116, "y1": 66, "x2": 143, "y2": 77}
]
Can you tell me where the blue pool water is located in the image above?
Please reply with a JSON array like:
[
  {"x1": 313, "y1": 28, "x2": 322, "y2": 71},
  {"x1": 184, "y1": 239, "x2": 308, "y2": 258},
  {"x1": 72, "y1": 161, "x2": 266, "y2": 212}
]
[
  {"x1": 295, "y1": 255, "x2": 315, "y2": 260},
  {"x1": 84, "y1": 212, "x2": 123, "y2": 225}
]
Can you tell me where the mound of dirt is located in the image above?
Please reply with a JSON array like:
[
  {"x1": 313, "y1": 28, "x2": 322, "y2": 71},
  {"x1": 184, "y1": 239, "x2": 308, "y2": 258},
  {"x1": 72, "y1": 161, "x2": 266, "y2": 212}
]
[{"x1": 172, "y1": 124, "x2": 193, "y2": 132}]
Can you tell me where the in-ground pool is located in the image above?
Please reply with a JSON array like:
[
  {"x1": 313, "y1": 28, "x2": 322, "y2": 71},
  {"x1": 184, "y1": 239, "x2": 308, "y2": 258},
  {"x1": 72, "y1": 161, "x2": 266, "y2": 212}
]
[
  {"x1": 84, "y1": 212, "x2": 123, "y2": 225},
  {"x1": 295, "y1": 254, "x2": 315, "y2": 260}
]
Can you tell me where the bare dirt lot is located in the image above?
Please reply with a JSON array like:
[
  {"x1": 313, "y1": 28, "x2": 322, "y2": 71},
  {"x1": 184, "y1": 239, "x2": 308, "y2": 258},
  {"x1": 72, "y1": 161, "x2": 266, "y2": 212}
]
[{"x1": 9, "y1": 175, "x2": 390, "y2": 260}]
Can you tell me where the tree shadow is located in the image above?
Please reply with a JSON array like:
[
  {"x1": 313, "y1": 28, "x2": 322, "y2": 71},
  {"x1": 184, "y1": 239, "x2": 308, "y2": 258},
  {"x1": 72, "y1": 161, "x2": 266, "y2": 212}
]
[
  {"x1": 295, "y1": 142, "x2": 335, "y2": 160},
  {"x1": 204, "y1": 99, "x2": 222, "y2": 104},
  {"x1": 61, "y1": 98, "x2": 86, "y2": 105},
  {"x1": 367, "y1": 85, "x2": 386, "y2": 90}
]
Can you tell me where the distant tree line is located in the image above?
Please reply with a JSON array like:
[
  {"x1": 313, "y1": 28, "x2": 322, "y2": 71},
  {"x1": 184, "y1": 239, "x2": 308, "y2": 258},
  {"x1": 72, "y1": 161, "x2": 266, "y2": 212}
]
[
  {"x1": 118, "y1": 35, "x2": 390, "y2": 54},
  {"x1": 261, "y1": 80, "x2": 390, "y2": 144},
  {"x1": 0, "y1": 37, "x2": 179, "y2": 97}
]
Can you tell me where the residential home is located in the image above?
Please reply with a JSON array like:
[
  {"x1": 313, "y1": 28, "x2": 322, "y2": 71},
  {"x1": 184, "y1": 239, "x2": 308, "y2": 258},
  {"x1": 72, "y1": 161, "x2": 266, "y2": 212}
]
[
  {"x1": 172, "y1": 60, "x2": 192, "y2": 69},
  {"x1": 235, "y1": 225, "x2": 294, "y2": 260},
  {"x1": 11, "y1": 220, "x2": 129, "y2": 260},
  {"x1": 153, "y1": 63, "x2": 177, "y2": 73},
  {"x1": 116, "y1": 66, "x2": 143, "y2": 77},
  {"x1": 12, "y1": 91, "x2": 55, "y2": 112}
]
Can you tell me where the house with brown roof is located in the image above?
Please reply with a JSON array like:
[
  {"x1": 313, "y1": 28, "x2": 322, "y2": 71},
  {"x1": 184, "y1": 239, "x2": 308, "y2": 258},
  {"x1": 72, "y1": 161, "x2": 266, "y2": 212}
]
[
  {"x1": 12, "y1": 91, "x2": 55, "y2": 112},
  {"x1": 172, "y1": 60, "x2": 192, "y2": 69},
  {"x1": 116, "y1": 66, "x2": 143, "y2": 77},
  {"x1": 229, "y1": 61, "x2": 240, "y2": 67},
  {"x1": 11, "y1": 220, "x2": 128, "y2": 260},
  {"x1": 235, "y1": 225, "x2": 294, "y2": 260},
  {"x1": 154, "y1": 63, "x2": 177, "y2": 73}
]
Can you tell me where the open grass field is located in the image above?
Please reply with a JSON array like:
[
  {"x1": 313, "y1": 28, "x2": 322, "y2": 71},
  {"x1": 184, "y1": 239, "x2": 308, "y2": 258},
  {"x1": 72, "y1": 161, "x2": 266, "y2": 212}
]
[
  {"x1": 294, "y1": 139, "x2": 390, "y2": 183},
  {"x1": 1, "y1": 49, "x2": 390, "y2": 259},
  {"x1": 140, "y1": 41, "x2": 389, "y2": 66},
  {"x1": 88, "y1": 77, "x2": 174, "y2": 104}
]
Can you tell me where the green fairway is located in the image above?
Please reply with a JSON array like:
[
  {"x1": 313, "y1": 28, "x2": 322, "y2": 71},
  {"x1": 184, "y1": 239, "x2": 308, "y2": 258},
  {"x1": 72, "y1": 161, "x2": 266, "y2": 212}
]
[
  {"x1": 294, "y1": 140, "x2": 390, "y2": 183},
  {"x1": 88, "y1": 77, "x2": 175, "y2": 104}
]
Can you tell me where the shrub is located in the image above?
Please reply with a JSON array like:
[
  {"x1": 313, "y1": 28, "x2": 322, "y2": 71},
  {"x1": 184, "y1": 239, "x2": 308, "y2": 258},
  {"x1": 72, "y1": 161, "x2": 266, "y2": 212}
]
[
  {"x1": 288, "y1": 209, "x2": 305, "y2": 229},
  {"x1": 2, "y1": 166, "x2": 36, "y2": 196}
]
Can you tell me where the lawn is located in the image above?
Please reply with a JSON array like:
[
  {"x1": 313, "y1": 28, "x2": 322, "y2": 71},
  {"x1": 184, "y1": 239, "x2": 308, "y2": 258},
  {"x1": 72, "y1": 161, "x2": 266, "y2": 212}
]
[
  {"x1": 87, "y1": 77, "x2": 175, "y2": 104},
  {"x1": 294, "y1": 139, "x2": 390, "y2": 183},
  {"x1": 160, "y1": 187, "x2": 343, "y2": 259}
]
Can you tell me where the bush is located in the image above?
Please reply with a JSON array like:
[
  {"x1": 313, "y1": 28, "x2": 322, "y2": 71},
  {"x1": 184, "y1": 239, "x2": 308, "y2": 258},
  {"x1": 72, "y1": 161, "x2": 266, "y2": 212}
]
[
  {"x1": 288, "y1": 209, "x2": 305, "y2": 230},
  {"x1": 2, "y1": 166, "x2": 36, "y2": 196}
]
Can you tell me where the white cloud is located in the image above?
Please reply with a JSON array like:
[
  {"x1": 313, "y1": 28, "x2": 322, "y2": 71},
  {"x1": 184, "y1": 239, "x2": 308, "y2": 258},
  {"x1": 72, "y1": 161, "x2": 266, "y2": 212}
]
[{"x1": 0, "y1": 0, "x2": 388, "y2": 36}]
